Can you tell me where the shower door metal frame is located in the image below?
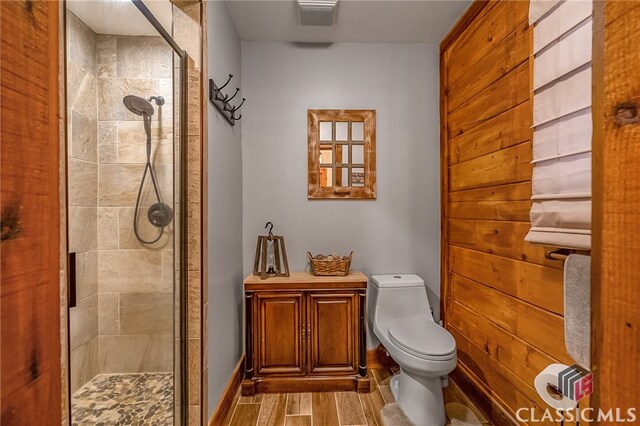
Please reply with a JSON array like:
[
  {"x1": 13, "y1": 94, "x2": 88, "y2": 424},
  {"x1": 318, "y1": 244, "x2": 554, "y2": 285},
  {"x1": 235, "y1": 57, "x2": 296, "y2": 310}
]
[{"x1": 130, "y1": 1, "x2": 189, "y2": 425}]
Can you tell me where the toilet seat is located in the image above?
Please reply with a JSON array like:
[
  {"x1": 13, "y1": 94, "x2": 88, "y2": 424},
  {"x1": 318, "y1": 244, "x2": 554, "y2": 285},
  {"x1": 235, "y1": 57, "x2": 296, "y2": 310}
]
[{"x1": 388, "y1": 317, "x2": 456, "y2": 361}]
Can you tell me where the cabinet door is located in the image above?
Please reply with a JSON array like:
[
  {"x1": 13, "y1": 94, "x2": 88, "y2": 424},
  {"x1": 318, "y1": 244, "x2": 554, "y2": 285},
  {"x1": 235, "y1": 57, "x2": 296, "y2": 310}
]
[
  {"x1": 256, "y1": 292, "x2": 306, "y2": 375},
  {"x1": 307, "y1": 292, "x2": 358, "y2": 375}
]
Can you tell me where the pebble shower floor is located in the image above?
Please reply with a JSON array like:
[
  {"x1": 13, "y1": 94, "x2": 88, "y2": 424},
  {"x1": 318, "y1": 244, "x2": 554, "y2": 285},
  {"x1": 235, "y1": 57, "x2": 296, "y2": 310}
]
[{"x1": 71, "y1": 373, "x2": 173, "y2": 425}]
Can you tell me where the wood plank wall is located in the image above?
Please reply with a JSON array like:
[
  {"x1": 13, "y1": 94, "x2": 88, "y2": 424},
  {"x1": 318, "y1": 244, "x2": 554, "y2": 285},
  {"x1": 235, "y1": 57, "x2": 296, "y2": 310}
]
[
  {"x1": 1, "y1": 0, "x2": 62, "y2": 424},
  {"x1": 441, "y1": 2, "x2": 579, "y2": 425}
]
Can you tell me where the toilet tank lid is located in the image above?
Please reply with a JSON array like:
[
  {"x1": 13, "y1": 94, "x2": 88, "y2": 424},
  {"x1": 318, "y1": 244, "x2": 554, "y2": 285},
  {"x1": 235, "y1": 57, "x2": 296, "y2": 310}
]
[{"x1": 370, "y1": 274, "x2": 425, "y2": 288}]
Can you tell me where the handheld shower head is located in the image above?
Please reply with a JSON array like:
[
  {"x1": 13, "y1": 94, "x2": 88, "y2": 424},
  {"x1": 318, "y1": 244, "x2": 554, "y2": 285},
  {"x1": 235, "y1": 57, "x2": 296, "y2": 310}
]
[
  {"x1": 123, "y1": 94, "x2": 173, "y2": 244},
  {"x1": 123, "y1": 95, "x2": 155, "y2": 116}
]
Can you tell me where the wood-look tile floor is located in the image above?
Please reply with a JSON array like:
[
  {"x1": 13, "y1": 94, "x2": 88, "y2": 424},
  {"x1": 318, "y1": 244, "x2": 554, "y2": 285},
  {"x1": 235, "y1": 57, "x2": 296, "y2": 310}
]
[{"x1": 221, "y1": 368, "x2": 490, "y2": 426}]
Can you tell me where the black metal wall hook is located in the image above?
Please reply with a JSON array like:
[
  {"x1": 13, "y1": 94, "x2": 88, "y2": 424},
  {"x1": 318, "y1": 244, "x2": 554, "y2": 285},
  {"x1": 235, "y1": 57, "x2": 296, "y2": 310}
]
[
  {"x1": 218, "y1": 74, "x2": 233, "y2": 91},
  {"x1": 223, "y1": 88, "x2": 240, "y2": 110},
  {"x1": 209, "y1": 77, "x2": 245, "y2": 126},
  {"x1": 213, "y1": 74, "x2": 233, "y2": 102},
  {"x1": 232, "y1": 98, "x2": 245, "y2": 120}
]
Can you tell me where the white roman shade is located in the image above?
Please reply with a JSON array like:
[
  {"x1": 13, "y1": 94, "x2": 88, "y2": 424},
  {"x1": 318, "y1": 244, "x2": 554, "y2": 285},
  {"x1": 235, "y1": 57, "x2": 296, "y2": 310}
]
[{"x1": 526, "y1": 0, "x2": 593, "y2": 250}]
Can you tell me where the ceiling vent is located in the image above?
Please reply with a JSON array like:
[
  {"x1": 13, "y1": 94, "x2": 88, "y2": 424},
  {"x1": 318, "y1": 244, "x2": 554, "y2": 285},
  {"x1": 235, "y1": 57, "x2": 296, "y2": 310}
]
[{"x1": 298, "y1": 0, "x2": 338, "y2": 26}]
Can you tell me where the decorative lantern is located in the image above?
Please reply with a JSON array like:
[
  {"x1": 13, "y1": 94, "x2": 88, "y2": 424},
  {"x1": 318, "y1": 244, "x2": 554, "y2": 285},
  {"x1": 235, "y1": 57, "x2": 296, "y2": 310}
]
[{"x1": 253, "y1": 222, "x2": 290, "y2": 279}]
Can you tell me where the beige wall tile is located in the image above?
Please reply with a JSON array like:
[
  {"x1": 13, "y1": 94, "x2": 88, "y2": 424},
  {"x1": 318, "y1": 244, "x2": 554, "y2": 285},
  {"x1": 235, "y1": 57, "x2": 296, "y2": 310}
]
[
  {"x1": 116, "y1": 36, "x2": 173, "y2": 79},
  {"x1": 188, "y1": 237, "x2": 201, "y2": 272},
  {"x1": 119, "y1": 292, "x2": 173, "y2": 335},
  {"x1": 70, "y1": 110, "x2": 97, "y2": 163},
  {"x1": 98, "y1": 292, "x2": 119, "y2": 335},
  {"x1": 68, "y1": 12, "x2": 96, "y2": 75},
  {"x1": 96, "y1": 35, "x2": 117, "y2": 79},
  {"x1": 188, "y1": 405, "x2": 201, "y2": 426},
  {"x1": 98, "y1": 250, "x2": 163, "y2": 292},
  {"x1": 158, "y1": 78, "x2": 174, "y2": 109},
  {"x1": 188, "y1": 167, "x2": 201, "y2": 202},
  {"x1": 70, "y1": 337, "x2": 99, "y2": 394},
  {"x1": 188, "y1": 270, "x2": 201, "y2": 339},
  {"x1": 68, "y1": 158, "x2": 97, "y2": 207},
  {"x1": 118, "y1": 207, "x2": 173, "y2": 250},
  {"x1": 117, "y1": 120, "x2": 174, "y2": 165},
  {"x1": 98, "y1": 163, "x2": 173, "y2": 207},
  {"x1": 70, "y1": 294, "x2": 98, "y2": 351},
  {"x1": 98, "y1": 334, "x2": 173, "y2": 373},
  {"x1": 97, "y1": 207, "x2": 119, "y2": 250},
  {"x1": 98, "y1": 164, "x2": 143, "y2": 207},
  {"x1": 76, "y1": 251, "x2": 98, "y2": 300},
  {"x1": 69, "y1": 206, "x2": 98, "y2": 252},
  {"x1": 187, "y1": 68, "x2": 201, "y2": 136},
  {"x1": 173, "y1": 3, "x2": 201, "y2": 66},
  {"x1": 98, "y1": 121, "x2": 118, "y2": 164},
  {"x1": 97, "y1": 78, "x2": 159, "y2": 121},
  {"x1": 162, "y1": 249, "x2": 174, "y2": 292},
  {"x1": 68, "y1": 61, "x2": 97, "y2": 119},
  {"x1": 187, "y1": 204, "x2": 201, "y2": 247},
  {"x1": 188, "y1": 338, "x2": 201, "y2": 405}
]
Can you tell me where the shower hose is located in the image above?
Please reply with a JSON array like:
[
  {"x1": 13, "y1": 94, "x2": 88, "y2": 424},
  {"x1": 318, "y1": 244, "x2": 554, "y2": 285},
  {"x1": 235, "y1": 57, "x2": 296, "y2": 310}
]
[{"x1": 133, "y1": 113, "x2": 169, "y2": 245}]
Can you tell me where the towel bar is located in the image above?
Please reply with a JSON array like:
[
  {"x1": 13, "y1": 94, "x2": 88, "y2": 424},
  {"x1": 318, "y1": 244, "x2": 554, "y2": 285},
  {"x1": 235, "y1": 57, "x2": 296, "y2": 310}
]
[{"x1": 545, "y1": 248, "x2": 574, "y2": 261}]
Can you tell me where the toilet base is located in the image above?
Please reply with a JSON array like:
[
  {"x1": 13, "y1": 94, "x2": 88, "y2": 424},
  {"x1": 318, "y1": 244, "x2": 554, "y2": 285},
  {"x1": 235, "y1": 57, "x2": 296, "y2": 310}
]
[{"x1": 394, "y1": 369, "x2": 446, "y2": 426}]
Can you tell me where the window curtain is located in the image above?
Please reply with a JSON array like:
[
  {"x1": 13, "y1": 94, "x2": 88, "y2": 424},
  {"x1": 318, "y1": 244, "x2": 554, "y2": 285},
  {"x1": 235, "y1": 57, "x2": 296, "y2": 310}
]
[{"x1": 526, "y1": 0, "x2": 593, "y2": 250}]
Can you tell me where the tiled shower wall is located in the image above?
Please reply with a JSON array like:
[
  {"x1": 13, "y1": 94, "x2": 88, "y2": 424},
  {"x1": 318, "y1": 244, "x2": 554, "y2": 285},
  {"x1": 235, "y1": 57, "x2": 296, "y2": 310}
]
[
  {"x1": 95, "y1": 34, "x2": 175, "y2": 374},
  {"x1": 67, "y1": 12, "x2": 99, "y2": 395}
]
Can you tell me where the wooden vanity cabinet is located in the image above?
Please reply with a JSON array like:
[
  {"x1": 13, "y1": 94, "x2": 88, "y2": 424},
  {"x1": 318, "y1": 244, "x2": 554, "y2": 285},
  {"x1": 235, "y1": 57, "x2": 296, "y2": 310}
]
[
  {"x1": 255, "y1": 292, "x2": 306, "y2": 376},
  {"x1": 242, "y1": 272, "x2": 370, "y2": 395}
]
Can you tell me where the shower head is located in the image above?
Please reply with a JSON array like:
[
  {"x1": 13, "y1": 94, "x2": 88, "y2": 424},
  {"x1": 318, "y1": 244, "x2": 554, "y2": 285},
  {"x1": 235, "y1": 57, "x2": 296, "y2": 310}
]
[{"x1": 123, "y1": 95, "x2": 155, "y2": 116}]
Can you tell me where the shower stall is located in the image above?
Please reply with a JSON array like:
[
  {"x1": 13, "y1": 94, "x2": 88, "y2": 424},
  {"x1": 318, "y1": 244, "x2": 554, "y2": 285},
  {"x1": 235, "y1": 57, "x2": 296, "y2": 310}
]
[{"x1": 64, "y1": 0, "x2": 186, "y2": 424}]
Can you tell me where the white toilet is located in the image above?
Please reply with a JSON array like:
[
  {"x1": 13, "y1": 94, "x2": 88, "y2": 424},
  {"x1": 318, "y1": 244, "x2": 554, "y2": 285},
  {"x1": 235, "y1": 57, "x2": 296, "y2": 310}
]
[{"x1": 368, "y1": 274, "x2": 457, "y2": 426}]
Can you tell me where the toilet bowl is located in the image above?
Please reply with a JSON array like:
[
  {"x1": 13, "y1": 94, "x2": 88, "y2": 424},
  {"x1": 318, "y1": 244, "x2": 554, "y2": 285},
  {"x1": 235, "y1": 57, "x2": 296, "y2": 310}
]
[{"x1": 368, "y1": 275, "x2": 457, "y2": 426}]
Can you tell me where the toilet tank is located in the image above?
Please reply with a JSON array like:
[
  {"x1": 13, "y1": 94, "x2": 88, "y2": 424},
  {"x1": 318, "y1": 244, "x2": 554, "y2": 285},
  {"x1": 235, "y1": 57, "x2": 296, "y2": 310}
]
[{"x1": 367, "y1": 274, "x2": 432, "y2": 333}]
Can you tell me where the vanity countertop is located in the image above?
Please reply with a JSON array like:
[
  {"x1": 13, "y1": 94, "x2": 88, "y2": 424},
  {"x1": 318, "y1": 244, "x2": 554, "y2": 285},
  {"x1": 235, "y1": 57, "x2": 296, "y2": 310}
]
[{"x1": 244, "y1": 271, "x2": 368, "y2": 291}]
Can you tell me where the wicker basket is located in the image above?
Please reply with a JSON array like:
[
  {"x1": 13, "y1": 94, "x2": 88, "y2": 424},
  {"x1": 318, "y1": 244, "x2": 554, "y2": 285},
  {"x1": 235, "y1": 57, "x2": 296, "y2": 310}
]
[{"x1": 307, "y1": 251, "x2": 353, "y2": 276}]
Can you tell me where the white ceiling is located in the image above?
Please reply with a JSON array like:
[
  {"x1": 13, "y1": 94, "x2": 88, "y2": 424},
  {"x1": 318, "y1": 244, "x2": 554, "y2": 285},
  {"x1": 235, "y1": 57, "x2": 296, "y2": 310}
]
[
  {"x1": 225, "y1": 0, "x2": 472, "y2": 44},
  {"x1": 67, "y1": 0, "x2": 173, "y2": 36}
]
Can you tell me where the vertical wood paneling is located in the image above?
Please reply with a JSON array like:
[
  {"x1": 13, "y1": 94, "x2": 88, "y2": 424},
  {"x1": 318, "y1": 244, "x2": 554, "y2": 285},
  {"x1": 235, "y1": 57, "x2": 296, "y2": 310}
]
[
  {"x1": 0, "y1": 0, "x2": 61, "y2": 424},
  {"x1": 591, "y1": 1, "x2": 640, "y2": 421},
  {"x1": 441, "y1": 2, "x2": 574, "y2": 424}
]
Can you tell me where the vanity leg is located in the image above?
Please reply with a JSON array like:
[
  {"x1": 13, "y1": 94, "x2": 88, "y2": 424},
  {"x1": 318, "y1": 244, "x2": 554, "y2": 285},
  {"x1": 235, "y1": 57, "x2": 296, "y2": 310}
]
[
  {"x1": 244, "y1": 292, "x2": 254, "y2": 381},
  {"x1": 357, "y1": 290, "x2": 371, "y2": 392},
  {"x1": 358, "y1": 290, "x2": 368, "y2": 377},
  {"x1": 242, "y1": 292, "x2": 256, "y2": 396}
]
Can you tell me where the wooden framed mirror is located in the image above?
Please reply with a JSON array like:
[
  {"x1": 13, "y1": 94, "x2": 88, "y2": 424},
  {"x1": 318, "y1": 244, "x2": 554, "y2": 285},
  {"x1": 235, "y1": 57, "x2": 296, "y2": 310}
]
[{"x1": 307, "y1": 109, "x2": 376, "y2": 199}]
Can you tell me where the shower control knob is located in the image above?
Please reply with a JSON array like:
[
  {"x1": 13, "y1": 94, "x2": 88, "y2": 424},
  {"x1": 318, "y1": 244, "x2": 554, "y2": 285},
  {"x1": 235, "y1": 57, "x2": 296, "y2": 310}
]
[{"x1": 148, "y1": 202, "x2": 174, "y2": 228}]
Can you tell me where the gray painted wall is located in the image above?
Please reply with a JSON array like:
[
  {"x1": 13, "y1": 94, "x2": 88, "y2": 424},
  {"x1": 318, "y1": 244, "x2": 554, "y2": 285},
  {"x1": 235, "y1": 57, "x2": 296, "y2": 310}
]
[
  {"x1": 240, "y1": 42, "x2": 441, "y2": 348},
  {"x1": 206, "y1": 1, "x2": 244, "y2": 417}
]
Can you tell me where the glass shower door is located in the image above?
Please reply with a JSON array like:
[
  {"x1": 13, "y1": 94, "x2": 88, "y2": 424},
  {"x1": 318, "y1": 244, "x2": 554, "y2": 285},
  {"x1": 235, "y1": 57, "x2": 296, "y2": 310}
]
[{"x1": 65, "y1": 0, "x2": 186, "y2": 423}]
